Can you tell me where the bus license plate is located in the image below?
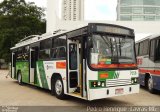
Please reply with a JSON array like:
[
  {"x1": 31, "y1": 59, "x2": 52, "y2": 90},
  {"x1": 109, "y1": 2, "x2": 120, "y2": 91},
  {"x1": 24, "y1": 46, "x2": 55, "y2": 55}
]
[{"x1": 115, "y1": 88, "x2": 124, "y2": 95}]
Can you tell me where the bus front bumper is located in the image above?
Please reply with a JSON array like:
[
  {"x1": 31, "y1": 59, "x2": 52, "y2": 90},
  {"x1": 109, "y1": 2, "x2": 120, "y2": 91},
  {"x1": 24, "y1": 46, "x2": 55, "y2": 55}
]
[{"x1": 88, "y1": 84, "x2": 140, "y2": 101}]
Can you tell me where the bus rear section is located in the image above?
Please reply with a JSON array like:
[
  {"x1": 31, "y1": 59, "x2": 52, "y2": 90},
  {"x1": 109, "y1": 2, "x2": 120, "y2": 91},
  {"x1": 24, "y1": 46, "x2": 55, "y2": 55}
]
[{"x1": 136, "y1": 34, "x2": 160, "y2": 93}]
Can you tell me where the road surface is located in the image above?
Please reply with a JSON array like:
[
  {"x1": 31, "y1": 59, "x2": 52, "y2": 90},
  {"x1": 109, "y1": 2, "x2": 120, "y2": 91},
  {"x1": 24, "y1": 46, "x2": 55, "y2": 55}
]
[{"x1": 0, "y1": 70, "x2": 160, "y2": 112}]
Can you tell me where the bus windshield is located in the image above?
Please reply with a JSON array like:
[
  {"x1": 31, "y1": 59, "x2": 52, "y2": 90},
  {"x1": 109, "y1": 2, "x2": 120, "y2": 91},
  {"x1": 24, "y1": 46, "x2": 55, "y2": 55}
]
[{"x1": 89, "y1": 34, "x2": 136, "y2": 69}]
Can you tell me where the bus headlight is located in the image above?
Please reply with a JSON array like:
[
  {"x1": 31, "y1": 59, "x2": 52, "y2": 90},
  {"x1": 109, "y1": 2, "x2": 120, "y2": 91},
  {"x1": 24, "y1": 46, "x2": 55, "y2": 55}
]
[
  {"x1": 131, "y1": 78, "x2": 138, "y2": 84},
  {"x1": 90, "y1": 80, "x2": 106, "y2": 88}
]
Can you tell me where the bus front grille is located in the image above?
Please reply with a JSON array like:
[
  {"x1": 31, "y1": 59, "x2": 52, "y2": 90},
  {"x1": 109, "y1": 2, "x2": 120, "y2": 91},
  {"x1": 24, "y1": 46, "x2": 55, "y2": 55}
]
[{"x1": 106, "y1": 79, "x2": 131, "y2": 87}]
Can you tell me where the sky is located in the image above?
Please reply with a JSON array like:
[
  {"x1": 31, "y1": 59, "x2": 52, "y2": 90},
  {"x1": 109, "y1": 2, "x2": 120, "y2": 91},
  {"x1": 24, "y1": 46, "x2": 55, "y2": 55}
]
[
  {"x1": 0, "y1": 0, "x2": 149, "y2": 40},
  {"x1": 25, "y1": 0, "x2": 118, "y2": 21}
]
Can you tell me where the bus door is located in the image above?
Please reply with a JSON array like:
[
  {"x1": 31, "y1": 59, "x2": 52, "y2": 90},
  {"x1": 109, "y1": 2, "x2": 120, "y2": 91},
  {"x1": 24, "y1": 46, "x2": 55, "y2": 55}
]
[
  {"x1": 30, "y1": 47, "x2": 38, "y2": 84},
  {"x1": 67, "y1": 40, "x2": 80, "y2": 94},
  {"x1": 11, "y1": 52, "x2": 16, "y2": 78}
]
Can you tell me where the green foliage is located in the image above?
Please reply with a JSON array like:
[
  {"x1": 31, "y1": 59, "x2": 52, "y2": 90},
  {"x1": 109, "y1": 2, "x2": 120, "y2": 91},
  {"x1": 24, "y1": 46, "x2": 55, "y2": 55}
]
[{"x1": 0, "y1": 0, "x2": 46, "y2": 62}]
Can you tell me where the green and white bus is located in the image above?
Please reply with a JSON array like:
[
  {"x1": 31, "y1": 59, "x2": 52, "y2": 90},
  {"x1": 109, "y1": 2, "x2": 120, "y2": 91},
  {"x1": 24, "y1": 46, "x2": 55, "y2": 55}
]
[{"x1": 11, "y1": 23, "x2": 139, "y2": 100}]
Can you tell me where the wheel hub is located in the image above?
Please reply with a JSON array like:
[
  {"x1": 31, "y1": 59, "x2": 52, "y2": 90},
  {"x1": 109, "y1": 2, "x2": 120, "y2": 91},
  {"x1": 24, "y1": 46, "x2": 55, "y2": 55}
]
[
  {"x1": 18, "y1": 74, "x2": 21, "y2": 83},
  {"x1": 148, "y1": 78, "x2": 153, "y2": 90},
  {"x1": 55, "y1": 80, "x2": 62, "y2": 95}
]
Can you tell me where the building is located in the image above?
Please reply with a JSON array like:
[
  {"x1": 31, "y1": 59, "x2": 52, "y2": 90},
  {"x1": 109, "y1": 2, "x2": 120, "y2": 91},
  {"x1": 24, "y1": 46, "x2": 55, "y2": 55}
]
[
  {"x1": 47, "y1": 0, "x2": 58, "y2": 32},
  {"x1": 47, "y1": 0, "x2": 84, "y2": 32},
  {"x1": 46, "y1": 0, "x2": 160, "y2": 37},
  {"x1": 62, "y1": 0, "x2": 84, "y2": 21},
  {"x1": 117, "y1": 0, "x2": 160, "y2": 21}
]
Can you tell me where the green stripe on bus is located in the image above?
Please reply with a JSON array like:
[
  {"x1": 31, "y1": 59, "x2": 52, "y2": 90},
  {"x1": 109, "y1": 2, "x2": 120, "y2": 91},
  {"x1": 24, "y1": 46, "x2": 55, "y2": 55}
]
[
  {"x1": 16, "y1": 61, "x2": 29, "y2": 83},
  {"x1": 37, "y1": 61, "x2": 49, "y2": 89},
  {"x1": 98, "y1": 71, "x2": 115, "y2": 80},
  {"x1": 35, "y1": 70, "x2": 40, "y2": 87}
]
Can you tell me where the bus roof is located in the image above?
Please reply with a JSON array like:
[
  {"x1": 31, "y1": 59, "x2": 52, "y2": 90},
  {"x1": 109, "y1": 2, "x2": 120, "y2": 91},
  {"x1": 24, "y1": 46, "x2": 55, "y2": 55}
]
[
  {"x1": 10, "y1": 25, "x2": 88, "y2": 50},
  {"x1": 11, "y1": 23, "x2": 134, "y2": 50},
  {"x1": 136, "y1": 33, "x2": 160, "y2": 44}
]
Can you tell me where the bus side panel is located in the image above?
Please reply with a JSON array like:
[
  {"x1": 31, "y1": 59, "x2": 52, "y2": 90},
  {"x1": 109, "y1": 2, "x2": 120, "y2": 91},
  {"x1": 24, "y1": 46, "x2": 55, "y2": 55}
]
[
  {"x1": 16, "y1": 61, "x2": 29, "y2": 83},
  {"x1": 35, "y1": 61, "x2": 49, "y2": 89},
  {"x1": 139, "y1": 74, "x2": 145, "y2": 86},
  {"x1": 152, "y1": 75, "x2": 160, "y2": 90},
  {"x1": 35, "y1": 60, "x2": 67, "y2": 93}
]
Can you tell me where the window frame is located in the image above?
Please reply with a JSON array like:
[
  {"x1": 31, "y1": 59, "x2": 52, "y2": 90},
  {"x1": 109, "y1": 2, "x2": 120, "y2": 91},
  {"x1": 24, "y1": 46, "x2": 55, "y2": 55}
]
[
  {"x1": 138, "y1": 39, "x2": 149, "y2": 56},
  {"x1": 51, "y1": 35, "x2": 67, "y2": 60}
]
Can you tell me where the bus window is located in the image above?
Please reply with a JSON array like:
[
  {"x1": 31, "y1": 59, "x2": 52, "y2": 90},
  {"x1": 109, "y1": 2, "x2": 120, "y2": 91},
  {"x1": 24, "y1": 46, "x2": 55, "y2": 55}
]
[
  {"x1": 57, "y1": 47, "x2": 66, "y2": 58},
  {"x1": 40, "y1": 39, "x2": 52, "y2": 50},
  {"x1": 155, "y1": 39, "x2": 160, "y2": 61},
  {"x1": 51, "y1": 47, "x2": 66, "y2": 59},
  {"x1": 143, "y1": 40, "x2": 149, "y2": 55},
  {"x1": 150, "y1": 40, "x2": 155, "y2": 61},
  {"x1": 23, "y1": 46, "x2": 29, "y2": 60},
  {"x1": 39, "y1": 49, "x2": 50, "y2": 60},
  {"x1": 69, "y1": 44, "x2": 77, "y2": 70},
  {"x1": 16, "y1": 49, "x2": 22, "y2": 61},
  {"x1": 52, "y1": 36, "x2": 66, "y2": 60},
  {"x1": 52, "y1": 36, "x2": 66, "y2": 48},
  {"x1": 139, "y1": 42, "x2": 144, "y2": 56},
  {"x1": 89, "y1": 34, "x2": 136, "y2": 69},
  {"x1": 51, "y1": 48, "x2": 58, "y2": 59},
  {"x1": 135, "y1": 43, "x2": 139, "y2": 56}
]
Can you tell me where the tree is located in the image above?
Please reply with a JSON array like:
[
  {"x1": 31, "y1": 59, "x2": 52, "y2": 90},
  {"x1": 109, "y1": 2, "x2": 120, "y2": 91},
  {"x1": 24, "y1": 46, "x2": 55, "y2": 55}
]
[{"x1": 0, "y1": 0, "x2": 46, "y2": 62}]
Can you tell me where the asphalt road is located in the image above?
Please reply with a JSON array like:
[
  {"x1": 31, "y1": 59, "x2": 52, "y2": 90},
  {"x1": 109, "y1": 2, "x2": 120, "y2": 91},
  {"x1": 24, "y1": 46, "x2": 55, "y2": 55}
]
[{"x1": 0, "y1": 70, "x2": 160, "y2": 112}]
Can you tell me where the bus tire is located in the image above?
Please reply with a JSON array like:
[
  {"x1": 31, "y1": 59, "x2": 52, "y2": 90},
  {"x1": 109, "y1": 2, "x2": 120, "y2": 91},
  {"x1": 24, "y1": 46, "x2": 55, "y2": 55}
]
[
  {"x1": 147, "y1": 76, "x2": 156, "y2": 93},
  {"x1": 17, "y1": 71, "x2": 23, "y2": 85},
  {"x1": 53, "y1": 77, "x2": 66, "y2": 100}
]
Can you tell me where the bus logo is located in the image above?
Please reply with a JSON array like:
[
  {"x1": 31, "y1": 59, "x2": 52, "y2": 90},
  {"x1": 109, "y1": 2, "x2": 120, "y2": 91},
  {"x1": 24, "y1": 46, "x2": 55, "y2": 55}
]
[{"x1": 114, "y1": 72, "x2": 120, "y2": 79}]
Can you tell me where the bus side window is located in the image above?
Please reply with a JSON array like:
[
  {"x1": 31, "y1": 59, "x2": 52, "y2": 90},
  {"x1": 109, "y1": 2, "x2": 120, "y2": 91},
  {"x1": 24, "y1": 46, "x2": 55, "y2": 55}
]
[
  {"x1": 52, "y1": 35, "x2": 66, "y2": 60},
  {"x1": 135, "y1": 43, "x2": 139, "y2": 56},
  {"x1": 155, "y1": 39, "x2": 160, "y2": 61},
  {"x1": 39, "y1": 49, "x2": 50, "y2": 60},
  {"x1": 150, "y1": 40, "x2": 155, "y2": 61},
  {"x1": 51, "y1": 47, "x2": 66, "y2": 59},
  {"x1": 51, "y1": 48, "x2": 58, "y2": 59},
  {"x1": 16, "y1": 49, "x2": 23, "y2": 61},
  {"x1": 57, "y1": 47, "x2": 66, "y2": 58}
]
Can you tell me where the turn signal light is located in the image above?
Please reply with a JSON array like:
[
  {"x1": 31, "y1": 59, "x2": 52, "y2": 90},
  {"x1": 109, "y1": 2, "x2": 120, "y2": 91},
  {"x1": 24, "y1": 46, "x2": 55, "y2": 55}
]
[{"x1": 100, "y1": 73, "x2": 109, "y2": 78}]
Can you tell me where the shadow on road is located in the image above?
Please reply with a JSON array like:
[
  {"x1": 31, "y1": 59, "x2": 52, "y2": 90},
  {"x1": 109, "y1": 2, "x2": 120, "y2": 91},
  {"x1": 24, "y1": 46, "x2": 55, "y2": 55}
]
[
  {"x1": 11, "y1": 81, "x2": 133, "y2": 106},
  {"x1": 140, "y1": 85, "x2": 160, "y2": 96},
  {"x1": 68, "y1": 96, "x2": 132, "y2": 106}
]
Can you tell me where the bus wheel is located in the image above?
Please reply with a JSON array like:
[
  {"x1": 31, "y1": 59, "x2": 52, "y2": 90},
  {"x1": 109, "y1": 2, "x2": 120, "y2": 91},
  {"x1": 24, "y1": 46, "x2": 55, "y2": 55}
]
[
  {"x1": 54, "y1": 77, "x2": 65, "y2": 99},
  {"x1": 17, "y1": 72, "x2": 22, "y2": 85},
  {"x1": 148, "y1": 76, "x2": 155, "y2": 93}
]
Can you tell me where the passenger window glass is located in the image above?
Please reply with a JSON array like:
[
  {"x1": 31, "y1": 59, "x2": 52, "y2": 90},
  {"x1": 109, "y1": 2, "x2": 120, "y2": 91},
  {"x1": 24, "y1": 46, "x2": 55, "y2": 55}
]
[
  {"x1": 139, "y1": 42, "x2": 144, "y2": 56},
  {"x1": 155, "y1": 39, "x2": 160, "y2": 61},
  {"x1": 16, "y1": 46, "x2": 29, "y2": 61},
  {"x1": 52, "y1": 35, "x2": 66, "y2": 59},
  {"x1": 39, "y1": 49, "x2": 50, "y2": 60},
  {"x1": 40, "y1": 39, "x2": 52, "y2": 50},
  {"x1": 143, "y1": 40, "x2": 149, "y2": 55},
  {"x1": 57, "y1": 47, "x2": 66, "y2": 58},
  {"x1": 51, "y1": 47, "x2": 66, "y2": 59},
  {"x1": 135, "y1": 43, "x2": 139, "y2": 56},
  {"x1": 52, "y1": 36, "x2": 66, "y2": 48},
  {"x1": 51, "y1": 48, "x2": 58, "y2": 59},
  {"x1": 150, "y1": 40, "x2": 155, "y2": 57}
]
